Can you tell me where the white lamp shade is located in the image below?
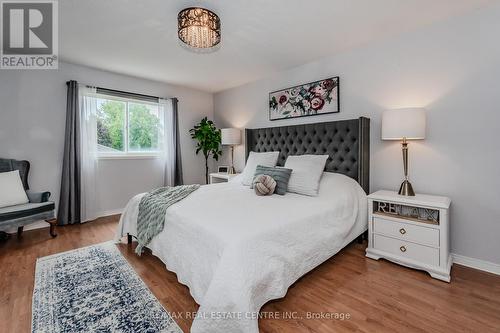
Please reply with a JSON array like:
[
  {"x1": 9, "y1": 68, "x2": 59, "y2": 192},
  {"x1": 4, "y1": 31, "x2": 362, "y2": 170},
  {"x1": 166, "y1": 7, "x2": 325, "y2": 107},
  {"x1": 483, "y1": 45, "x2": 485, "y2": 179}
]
[
  {"x1": 221, "y1": 128, "x2": 241, "y2": 145},
  {"x1": 382, "y1": 108, "x2": 426, "y2": 140}
]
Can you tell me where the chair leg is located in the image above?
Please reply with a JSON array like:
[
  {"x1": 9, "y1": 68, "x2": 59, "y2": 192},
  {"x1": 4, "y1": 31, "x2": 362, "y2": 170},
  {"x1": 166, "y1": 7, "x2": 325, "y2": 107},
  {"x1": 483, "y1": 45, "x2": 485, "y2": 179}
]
[
  {"x1": 46, "y1": 219, "x2": 57, "y2": 238},
  {"x1": 17, "y1": 226, "x2": 23, "y2": 239},
  {"x1": 0, "y1": 231, "x2": 9, "y2": 241}
]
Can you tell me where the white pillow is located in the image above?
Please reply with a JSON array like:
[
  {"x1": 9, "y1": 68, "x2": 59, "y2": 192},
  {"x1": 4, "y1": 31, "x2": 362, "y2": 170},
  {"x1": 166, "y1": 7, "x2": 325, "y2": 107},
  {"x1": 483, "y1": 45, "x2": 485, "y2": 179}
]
[
  {"x1": 0, "y1": 170, "x2": 29, "y2": 208},
  {"x1": 241, "y1": 151, "x2": 280, "y2": 186},
  {"x1": 284, "y1": 155, "x2": 329, "y2": 196}
]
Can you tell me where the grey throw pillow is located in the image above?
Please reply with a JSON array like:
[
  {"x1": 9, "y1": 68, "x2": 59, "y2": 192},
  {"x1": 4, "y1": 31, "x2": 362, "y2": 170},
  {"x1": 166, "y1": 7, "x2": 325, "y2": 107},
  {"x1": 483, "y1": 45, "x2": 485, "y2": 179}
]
[{"x1": 251, "y1": 165, "x2": 292, "y2": 195}]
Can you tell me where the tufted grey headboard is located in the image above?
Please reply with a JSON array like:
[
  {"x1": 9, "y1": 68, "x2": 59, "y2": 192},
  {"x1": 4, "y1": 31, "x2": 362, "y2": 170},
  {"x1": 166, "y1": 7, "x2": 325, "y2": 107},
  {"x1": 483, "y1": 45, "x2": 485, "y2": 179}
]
[{"x1": 245, "y1": 117, "x2": 370, "y2": 193}]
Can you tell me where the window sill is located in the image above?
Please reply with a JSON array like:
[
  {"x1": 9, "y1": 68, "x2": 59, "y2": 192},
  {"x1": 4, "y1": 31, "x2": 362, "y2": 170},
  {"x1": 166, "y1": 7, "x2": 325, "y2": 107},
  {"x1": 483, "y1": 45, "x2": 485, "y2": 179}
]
[{"x1": 98, "y1": 154, "x2": 162, "y2": 160}]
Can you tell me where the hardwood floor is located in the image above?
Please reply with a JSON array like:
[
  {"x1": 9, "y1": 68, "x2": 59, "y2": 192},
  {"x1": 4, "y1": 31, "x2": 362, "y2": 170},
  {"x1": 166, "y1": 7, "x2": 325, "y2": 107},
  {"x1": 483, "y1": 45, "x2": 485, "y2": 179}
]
[{"x1": 1, "y1": 216, "x2": 499, "y2": 333}]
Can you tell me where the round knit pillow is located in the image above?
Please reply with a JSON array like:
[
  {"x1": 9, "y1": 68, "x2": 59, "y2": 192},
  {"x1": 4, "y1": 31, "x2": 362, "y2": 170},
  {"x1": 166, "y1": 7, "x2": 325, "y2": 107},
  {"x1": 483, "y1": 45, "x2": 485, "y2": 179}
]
[{"x1": 253, "y1": 174, "x2": 276, "y2": 196}]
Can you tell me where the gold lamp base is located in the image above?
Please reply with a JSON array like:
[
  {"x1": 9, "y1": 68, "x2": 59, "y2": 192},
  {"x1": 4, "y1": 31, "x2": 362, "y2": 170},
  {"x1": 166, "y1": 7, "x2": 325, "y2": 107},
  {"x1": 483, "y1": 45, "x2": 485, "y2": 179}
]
[
  {"x1": 398, "y1": 179, "x2": 415, "y2": 196},
  {"x1": 398, "y1": 138, "x2": 416, "y2": 196},
  {"x1": 228, "y1": 145, "x2": 236, "y2": 174}
]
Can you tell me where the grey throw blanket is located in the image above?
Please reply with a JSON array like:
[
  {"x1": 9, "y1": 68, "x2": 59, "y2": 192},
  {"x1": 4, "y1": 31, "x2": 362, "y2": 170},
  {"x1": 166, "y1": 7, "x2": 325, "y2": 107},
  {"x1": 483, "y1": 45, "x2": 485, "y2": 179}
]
[{"x1": 135, "y1": 185, "x2": 200, "y2": 255}]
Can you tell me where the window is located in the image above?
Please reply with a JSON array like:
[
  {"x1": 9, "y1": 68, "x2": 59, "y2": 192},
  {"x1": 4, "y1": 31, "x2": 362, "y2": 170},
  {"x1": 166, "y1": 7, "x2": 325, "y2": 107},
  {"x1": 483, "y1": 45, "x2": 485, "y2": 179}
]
[{"x1": 95, "y1": 95, "x2": 163, "y2": 158}]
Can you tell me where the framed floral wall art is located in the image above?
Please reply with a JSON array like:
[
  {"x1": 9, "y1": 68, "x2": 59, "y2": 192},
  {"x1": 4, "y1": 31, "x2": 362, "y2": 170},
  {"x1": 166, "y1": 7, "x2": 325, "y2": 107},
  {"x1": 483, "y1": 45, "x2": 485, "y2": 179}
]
[{"x1": 269, "y1": 77, "x2": 339, "y2": 120}]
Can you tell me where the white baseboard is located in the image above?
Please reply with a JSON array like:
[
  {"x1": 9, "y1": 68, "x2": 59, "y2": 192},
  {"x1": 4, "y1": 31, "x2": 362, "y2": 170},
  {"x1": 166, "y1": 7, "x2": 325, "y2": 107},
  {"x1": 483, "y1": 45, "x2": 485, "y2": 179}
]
[
  {"x1": 1, "y1": 221, "x2": 49, "y2": 233},
  {"x1": 97, "y1": 208, "x2": 123, "y2": 218},
  {"x1": 452, "y1": 253, "x2": 500, "y2": 275},
  {"x1": 6, "y1": 209, "x2": 124, "y2": 232},
  {"x1": 81, "y1": 208, "x2": 123, "y2": 223},
  {"x1": 23, "y1": 221, "x2": 50, "y2": 231}
]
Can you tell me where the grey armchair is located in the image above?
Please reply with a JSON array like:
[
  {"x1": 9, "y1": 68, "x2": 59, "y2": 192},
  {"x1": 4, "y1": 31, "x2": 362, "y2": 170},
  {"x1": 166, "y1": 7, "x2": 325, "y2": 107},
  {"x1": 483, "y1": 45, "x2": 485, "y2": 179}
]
[{"x1": 0, "y1": 158, "x2": 57, "y2": 238}]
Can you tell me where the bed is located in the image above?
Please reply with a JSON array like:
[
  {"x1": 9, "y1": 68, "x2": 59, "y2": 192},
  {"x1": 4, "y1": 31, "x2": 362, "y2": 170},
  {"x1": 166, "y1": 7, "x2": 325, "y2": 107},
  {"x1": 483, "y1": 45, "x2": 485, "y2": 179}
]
[{"x1": 116, "y1": 117, "x2": 370, "y2": 333}]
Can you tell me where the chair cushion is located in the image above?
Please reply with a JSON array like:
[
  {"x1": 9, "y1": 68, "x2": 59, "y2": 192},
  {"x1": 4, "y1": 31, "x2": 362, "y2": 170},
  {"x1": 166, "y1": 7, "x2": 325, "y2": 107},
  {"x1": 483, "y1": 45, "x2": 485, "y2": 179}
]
[
  {"x1": 0, "y1": 170, "x2": 29, "y2": 208},
  {"x1": 0, "y1": 202, "x2": 55, "y2": 222},
  {"x1": 0, "y1": 158, "x2": 30, "y2": 190}
]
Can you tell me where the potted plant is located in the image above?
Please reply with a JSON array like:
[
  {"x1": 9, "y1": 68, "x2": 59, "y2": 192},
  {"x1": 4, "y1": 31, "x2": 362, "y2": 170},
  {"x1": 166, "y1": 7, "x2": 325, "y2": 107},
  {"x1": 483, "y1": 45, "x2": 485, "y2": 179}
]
[{"x1": 190, "y1": 117, "x2": 222, "y2": 184}]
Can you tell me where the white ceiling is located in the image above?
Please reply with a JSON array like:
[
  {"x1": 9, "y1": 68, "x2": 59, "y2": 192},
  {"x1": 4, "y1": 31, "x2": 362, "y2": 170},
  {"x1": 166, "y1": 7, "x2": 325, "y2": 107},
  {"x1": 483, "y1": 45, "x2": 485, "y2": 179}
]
[{"x1": 60, "y1": 0, "x2": 492, "y2": 93}]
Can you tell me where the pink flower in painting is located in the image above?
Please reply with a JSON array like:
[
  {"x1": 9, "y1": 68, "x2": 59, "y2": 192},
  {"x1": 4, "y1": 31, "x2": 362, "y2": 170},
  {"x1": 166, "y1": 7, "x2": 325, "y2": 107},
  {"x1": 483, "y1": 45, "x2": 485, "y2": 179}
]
[
  {"x1": 321, "y1": 79, "x2": 335, "y2": 90},
  {"x1": 279, "y1": 95, "x2": 288, "y2": 105},
  {"x1": 309, "y1": 85, "x2": 326, "y2": 97},
  {"x1": 311, "y1": 97, "x2": 325, "y2": 110}
]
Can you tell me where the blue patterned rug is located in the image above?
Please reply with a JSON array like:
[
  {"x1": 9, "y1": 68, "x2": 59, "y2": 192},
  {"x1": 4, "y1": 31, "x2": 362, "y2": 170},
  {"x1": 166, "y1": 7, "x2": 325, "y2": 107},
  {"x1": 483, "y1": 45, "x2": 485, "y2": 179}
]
[{"x1": 32, "y1": 241, "x2": 182, "y2": 333}]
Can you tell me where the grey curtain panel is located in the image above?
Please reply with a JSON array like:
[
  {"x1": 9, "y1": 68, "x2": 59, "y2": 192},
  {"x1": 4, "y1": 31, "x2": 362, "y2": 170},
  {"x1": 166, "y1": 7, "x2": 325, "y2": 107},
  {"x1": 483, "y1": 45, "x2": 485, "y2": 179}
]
[
  {"x1": 57, "y1": 81, "x2": 81, "y2": 225},
  {"x1": 172, "y1": 98, "x2": 184, "y2": 186}
]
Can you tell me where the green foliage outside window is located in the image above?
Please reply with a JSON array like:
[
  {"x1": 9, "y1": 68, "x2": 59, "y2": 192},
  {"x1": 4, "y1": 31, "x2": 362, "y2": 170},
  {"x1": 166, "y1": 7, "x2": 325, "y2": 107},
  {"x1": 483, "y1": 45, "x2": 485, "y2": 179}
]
[
  {"x1": 128, "y1": 103, "x2": 160, "y2": 151},
  {"x1": 97, "y1": 100, "x2": 125, "y2": 151},
  {"x1": 97, "y1": 100, "x2": 161, "y2": 152}
]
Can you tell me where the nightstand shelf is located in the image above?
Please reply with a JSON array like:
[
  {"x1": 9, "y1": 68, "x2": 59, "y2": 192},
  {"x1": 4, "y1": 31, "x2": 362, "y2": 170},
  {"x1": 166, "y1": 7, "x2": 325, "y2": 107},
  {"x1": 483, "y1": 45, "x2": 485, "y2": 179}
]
[
  {"x1": 209, "y1": 172, "x2": 240, "y2": 184},
  {"x1": 372, "y1": 211, "x2": 439, "y2": 226},
  {"x1": 366, "y1": 190, "x2": 452, "y2": 282}
]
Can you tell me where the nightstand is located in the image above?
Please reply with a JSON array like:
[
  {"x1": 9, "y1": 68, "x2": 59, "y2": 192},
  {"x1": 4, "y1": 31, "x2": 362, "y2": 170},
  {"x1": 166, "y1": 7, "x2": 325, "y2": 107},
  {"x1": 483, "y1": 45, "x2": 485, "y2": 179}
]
[
  {"x1": 365, "y1": 190, "x2": 452, "y2": 282},
  {"x1": 209, "y1": 172, "x2": 240, "y2": 184}
]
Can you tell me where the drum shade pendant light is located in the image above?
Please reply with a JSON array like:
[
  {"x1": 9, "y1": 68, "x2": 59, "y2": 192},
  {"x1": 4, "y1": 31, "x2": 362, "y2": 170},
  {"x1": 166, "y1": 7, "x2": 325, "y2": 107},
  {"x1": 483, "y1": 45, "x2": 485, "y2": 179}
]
[{"x1": 178, "y1": 7, "x2": 221, "y2": 49}]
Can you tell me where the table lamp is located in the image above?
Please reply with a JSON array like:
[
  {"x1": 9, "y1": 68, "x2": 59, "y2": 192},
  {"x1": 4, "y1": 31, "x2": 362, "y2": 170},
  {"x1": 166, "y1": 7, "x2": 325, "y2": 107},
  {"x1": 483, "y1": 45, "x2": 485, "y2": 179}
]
[
  {"x1": 221, "y1": 128, "x2": 241, "y2": 174},
  {"x1": 382, "y1": 108, "x2": 426, "y2": 196}
]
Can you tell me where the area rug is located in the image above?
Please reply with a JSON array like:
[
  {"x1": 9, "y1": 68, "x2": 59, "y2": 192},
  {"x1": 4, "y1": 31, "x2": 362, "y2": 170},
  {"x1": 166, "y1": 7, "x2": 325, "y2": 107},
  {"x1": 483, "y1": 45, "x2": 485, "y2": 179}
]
[{"x1": 32, "y1": 241, "x2": 182, "y2": 333}]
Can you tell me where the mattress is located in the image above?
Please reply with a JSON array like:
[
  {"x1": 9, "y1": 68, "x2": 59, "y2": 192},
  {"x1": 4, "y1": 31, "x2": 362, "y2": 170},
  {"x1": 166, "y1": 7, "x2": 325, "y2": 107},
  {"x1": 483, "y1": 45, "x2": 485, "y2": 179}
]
[{"x1": 115, "y1": 172, "x2": 367, "y2": 333}]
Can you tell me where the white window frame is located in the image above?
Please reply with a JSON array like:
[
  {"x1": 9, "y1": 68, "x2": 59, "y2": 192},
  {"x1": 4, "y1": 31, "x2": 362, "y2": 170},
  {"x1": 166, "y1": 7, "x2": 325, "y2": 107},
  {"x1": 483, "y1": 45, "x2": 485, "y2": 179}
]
[{"x1": 93, "y1": 93, "x2": 164, "y2": 159}]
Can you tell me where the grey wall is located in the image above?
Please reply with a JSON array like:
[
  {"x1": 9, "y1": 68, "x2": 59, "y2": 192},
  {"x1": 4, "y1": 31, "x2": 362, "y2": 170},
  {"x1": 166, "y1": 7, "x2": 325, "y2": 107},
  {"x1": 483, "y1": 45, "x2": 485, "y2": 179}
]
[
  {"x1": 0, "y1": 61, "x2": 214, "y2": 219},
  {"x1": 214, "y1": 5, "x2": 500, "y2": 265}
]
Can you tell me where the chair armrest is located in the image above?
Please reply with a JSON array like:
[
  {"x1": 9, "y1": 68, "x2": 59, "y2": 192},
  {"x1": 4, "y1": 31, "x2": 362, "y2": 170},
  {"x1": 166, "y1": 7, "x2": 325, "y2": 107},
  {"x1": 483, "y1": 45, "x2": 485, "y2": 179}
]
[{"x1": 26, "y1": 190, "x2": 51, "y2": 203}]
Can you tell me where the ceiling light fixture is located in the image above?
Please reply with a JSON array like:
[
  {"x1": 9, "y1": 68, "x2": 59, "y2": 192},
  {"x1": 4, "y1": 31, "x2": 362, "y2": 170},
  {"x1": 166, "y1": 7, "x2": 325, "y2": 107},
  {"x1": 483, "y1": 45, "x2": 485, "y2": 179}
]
[{"x1": 178, "y1": 7, "x2": 221, "y2": 50}]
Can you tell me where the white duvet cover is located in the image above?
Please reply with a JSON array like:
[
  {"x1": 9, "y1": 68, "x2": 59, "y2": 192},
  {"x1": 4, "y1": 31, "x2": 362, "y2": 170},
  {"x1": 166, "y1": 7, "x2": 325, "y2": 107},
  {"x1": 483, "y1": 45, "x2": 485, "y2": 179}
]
[{"x1": 115, "y1": 172, "x2": 367, "y2": 333}]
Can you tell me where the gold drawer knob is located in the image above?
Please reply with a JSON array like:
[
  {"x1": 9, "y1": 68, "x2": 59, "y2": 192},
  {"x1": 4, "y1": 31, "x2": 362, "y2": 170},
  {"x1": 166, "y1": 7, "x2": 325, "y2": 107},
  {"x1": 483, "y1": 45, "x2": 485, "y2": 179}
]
[
  {"x1": 399, "y1": 228, "x2": 406, "y2": 235},
  {"x1": 400, "y1": 246, "x2": 407, "y2": 252}
]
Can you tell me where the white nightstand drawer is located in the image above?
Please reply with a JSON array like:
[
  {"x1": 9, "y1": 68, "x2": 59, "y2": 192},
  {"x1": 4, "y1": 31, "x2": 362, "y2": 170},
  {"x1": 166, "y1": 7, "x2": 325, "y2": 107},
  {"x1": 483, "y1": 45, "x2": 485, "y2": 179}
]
[
  {"x1": 373, "y1": 234, "x2": 439, "y2": 267},
  {"x1": 373, "y1": 217, "x2": 439, "y2": 247}
]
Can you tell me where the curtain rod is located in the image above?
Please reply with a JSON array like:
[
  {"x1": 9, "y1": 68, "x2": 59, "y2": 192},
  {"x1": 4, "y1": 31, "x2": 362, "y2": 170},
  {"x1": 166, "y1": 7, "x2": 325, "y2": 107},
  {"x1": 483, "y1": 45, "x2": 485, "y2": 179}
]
[
  {"x1": 96, "y1": 87, "x2": 160, "y2": 102},
  {"x1": 65, "y1": 80, "x2": 177, "y2": 102}
]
